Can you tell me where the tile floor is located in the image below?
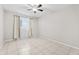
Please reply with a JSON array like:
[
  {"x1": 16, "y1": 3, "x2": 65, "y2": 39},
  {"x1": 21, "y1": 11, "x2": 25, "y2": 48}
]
[{"x1": 0, "y1": 38, "x2": 79, "y2": 55}]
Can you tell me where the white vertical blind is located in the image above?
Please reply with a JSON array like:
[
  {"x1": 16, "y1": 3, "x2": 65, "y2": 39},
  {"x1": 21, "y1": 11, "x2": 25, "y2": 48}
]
[{"x1": 20, "y1": 17, "x2": 32, "y2": 39}]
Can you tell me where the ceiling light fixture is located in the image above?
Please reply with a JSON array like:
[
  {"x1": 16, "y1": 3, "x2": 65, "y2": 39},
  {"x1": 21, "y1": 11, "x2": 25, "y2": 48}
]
[{"x1": 32, "y1": 8, "x2": 37, "y2": 13}]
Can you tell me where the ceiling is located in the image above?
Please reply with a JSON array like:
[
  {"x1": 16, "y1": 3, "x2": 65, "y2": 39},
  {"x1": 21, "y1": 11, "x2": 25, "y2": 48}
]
[{"x1": 2, "y1": 4, "x2": 71, "y2": 17}]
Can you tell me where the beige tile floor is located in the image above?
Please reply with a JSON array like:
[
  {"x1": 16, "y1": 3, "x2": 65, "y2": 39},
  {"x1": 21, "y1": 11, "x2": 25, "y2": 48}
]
[{"x1": 0, "y1": 38, "x2": 79, "y2": 55}]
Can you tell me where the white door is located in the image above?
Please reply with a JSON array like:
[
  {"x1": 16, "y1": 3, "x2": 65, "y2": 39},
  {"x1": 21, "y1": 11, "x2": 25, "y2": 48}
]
[{"x1": 20, "y1": 17, "x2": 29, "y2": 39}]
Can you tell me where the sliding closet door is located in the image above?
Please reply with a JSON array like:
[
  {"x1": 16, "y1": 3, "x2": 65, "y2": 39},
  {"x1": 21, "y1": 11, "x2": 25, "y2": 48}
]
[{"x1": 20, "y1": 17, "x2": 30, "y2": 39}]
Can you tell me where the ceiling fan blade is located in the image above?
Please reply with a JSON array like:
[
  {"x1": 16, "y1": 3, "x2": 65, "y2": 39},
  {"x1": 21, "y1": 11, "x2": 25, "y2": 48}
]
[
  {"x1": 38, "y1": 4, "x2": 42, "y2": 8},
  {"x1": 38, "y1": 9, "x2": 43, "y2": 12},
  {"x1": 27, "y1": 9, "x2": 32, "y2": 11},
  {"x1": 27, "y1": 4, "x2": 33, "y2": 7}
]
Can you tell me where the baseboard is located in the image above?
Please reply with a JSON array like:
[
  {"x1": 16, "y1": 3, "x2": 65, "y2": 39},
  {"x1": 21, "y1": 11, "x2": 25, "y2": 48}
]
[
  {"x1": 4, "y1": 39, "x2": 13, "y2": 42},
  {"x1": 39, "y1": 35, "x2": 79, "y2": 50}
]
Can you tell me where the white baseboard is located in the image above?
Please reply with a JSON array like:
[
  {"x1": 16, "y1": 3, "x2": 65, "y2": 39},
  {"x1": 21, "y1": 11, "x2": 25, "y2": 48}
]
[
  {"x1": 39, "y1": 35, "x2": 79, "y2": 50},
  {"x1": 4, "y1": 39, "x2": 13, "y2": 42}
]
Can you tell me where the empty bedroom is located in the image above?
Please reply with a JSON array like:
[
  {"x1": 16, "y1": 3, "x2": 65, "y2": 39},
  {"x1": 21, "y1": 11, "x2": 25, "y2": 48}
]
[{"x1": 0, "y1": 4, "x2": 79, "y2": 55}]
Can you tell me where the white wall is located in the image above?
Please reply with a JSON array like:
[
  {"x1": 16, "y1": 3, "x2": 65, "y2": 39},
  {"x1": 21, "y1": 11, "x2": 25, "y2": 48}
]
[
  {"x1": 30, "y1": 18, "x2": 39, "y2": 38},
  {"x1": 0, "y1": 5, "x2": 4, "y2": 48},
  {"x1": 4, "y1": 11, "x2": 14, "y2": 41},
  {"x1": 38, "y1": 6, "x2": 79, "y2": 48}
]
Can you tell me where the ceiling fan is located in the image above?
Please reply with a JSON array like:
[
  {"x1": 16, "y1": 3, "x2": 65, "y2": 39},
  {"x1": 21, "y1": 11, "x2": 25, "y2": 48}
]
[{"x1": 27, "y1": 4, "x2": 43, "y2": 13}]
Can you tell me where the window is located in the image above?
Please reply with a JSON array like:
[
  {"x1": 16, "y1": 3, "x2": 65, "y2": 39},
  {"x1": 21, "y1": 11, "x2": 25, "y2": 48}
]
[{"x1": 20, "y1": 16, "x2": 30, "y2": 38}]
